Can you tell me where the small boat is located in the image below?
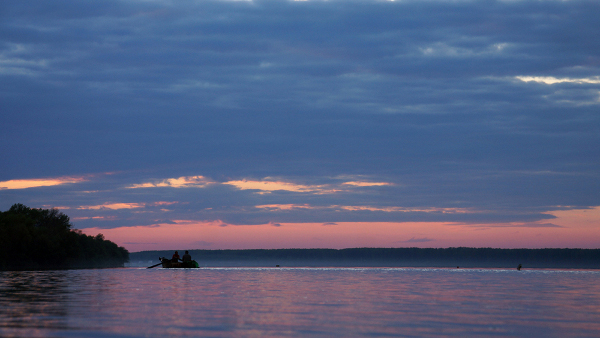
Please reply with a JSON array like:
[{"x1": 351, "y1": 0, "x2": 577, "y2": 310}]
[{"x1": 159, "y1": 257, "x2": 200, "y2": 268}]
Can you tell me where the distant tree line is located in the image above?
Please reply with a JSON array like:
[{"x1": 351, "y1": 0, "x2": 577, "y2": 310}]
[
  {"x1": 0, "y1": 204, "x2": 129, "y2": 270},
  {"x1": 132, "y1": 247, "x2": 600, "y2": 268}
]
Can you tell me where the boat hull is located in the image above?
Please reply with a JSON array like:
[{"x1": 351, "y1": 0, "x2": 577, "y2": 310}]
[{"x1": 159, "y1": 257, "x2": 199, "y2": 268}]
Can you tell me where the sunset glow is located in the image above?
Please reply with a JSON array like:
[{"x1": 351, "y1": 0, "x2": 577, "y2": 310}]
[{"x1": 80, "y1": 207, "x2": 600, "y2": 252}]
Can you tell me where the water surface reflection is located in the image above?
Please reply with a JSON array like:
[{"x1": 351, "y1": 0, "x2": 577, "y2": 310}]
[
  {"x1": 0, "y1": 270, "x2": 70, "y2": 336},
  {"x1": 1, "y1": 268, "x2": 599, "y2": 337}
]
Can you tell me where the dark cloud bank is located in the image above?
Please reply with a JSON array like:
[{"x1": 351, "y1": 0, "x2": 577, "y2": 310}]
[{"x1": 1, "y1": 0, "x2": 599, "y2": 228}]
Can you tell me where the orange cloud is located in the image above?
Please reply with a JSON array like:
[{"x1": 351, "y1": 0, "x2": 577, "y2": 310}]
[
  {"x1": 72, "y1": 201, "x2": 177, "y2": 211},
  {"x1": 0, "y1": 176, "x2": 86, "y2": 190},
  {"x1": 223, "y1": 177, "x2": 396, "y2": 194},
  {"x1": 77, "y1": 203, "x2": 145, "y2": 210},
  {"x1": 342, "y1": 181, "x2": 393, "y2": 187},
  {"x1": 126, "y1": 175, "x2": 395, "y2": 195},
  {"x1": 255, "y1": 204, "x2": 319, "y2": 210},
  {"x1": 223, "y1": 179, "x2": 339, "y2": 194},
  {"x1": 127, "y1": 176, "x2": 214, "y2": 189}
]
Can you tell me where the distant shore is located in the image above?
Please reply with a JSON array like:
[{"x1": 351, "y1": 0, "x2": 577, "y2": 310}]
[{"x1": 129, "y1": 248, "x2": 600, "y2": 269}]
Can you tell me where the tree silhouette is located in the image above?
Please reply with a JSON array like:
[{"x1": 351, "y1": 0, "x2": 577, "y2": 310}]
[{"x1": 0, "y1": 204, "x2": 128, "y2": 270}]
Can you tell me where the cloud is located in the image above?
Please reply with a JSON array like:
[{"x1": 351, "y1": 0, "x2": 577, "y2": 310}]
[
  {"x1": 77, "y1": 203, "x2": 145, "y2": 210},
  {"x1": 255, "y1": 204, "x2": 477, "y2": 214},
  {"x1": 127, "y1": 176, "x2": 214, "y2": 189},
  {"x1": 0, "y1": 176, "x2": 87, "y2": 190},
  {"x1": 255, "y1": 204, "x2": 315, "y2": 210},
  {"x1": 516, "y1": 76, "x2": 600, "y2": 85},
  {"x1": 338, "y1": 206, "x2": 476, "y2": 214},
  {"x1": 224, "y1": 178, "x2": 396, "y2": 194},
  {"x1": 223, "y1": 179, "x2": 340, "y2": 194},
  {"x1": 341, "y1": 181, "x2": 393, "y2": 187}
]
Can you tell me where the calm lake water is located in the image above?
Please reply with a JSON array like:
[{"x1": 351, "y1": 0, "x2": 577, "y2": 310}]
[{"x1": 1, "y1": 267, "x2": 599, "y2": 337}]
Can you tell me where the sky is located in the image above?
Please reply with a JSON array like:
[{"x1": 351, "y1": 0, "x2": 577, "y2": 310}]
[{"x1": 1, "y1": 0, "x2": 599, "y2": 252}]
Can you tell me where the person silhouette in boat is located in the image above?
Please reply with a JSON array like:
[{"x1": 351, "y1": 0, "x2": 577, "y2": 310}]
[
  {"x1": 171, "y1": 251, "x2": 180, "y2": 263},
  {"x1": 182, "y1": 251, "x2": 192, "y2": 262}
]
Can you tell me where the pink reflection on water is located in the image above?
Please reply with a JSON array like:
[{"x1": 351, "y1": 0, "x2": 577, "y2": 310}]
[{"x1": 2, "y1": 268, "x2": 600, "y2": 337}]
